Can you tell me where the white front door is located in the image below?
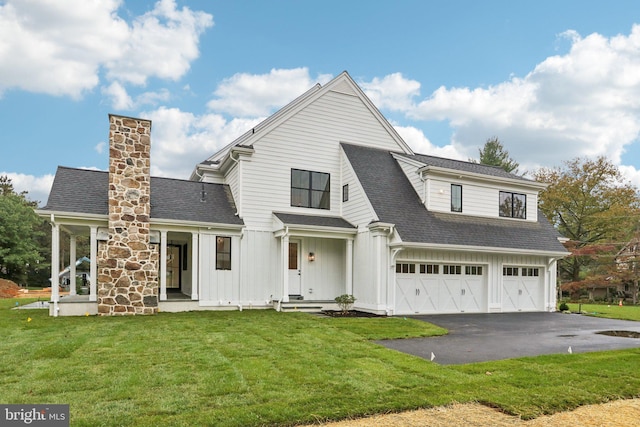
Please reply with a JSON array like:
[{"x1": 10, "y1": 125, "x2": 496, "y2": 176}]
[{"x1": 288, "y1": 240, "x2": 302, "y2": 296}]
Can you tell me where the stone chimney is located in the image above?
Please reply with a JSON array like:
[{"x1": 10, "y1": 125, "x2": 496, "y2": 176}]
[{"x1": 97, "y1": 114, "x2": 158, "y2": 315}]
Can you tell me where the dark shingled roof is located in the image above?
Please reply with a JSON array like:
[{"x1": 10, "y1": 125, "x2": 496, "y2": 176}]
[
  {"x1": 42, "y1": 166, "x2": 243, "y2": 225},
  {"x1": 274, "y1": 212, "x2": 355, "y2": 230},
  {"x1": 341, "y1": 144, "x2": 567, "y2": 253},
  {"x1": 397, "y1": 152, "x2": 532, "y2": 182}
]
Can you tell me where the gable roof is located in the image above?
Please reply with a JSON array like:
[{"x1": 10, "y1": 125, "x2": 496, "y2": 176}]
[
  {"x1": 341, "y1": 143, "x2": 567, "y2": 254},
  {"x1": 191, "y1": 71, "x2": 413, "y2": 180},
  {"x1": 41, "y1": 166, "x2": 243, "y2": 226}
]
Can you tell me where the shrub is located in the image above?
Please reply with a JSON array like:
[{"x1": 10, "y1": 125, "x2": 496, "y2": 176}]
[
  {"x1": 335, "y1": 294, "x2": 356, "y2": 313},
  {"x1": 559, "y1": 302, "x2": 569, "y2": 312}
]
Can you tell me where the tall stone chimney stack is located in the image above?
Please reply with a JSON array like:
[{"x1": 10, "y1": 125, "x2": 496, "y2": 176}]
[{"x1": 97, "y1": 114, "x2": 158, "y2": 315}]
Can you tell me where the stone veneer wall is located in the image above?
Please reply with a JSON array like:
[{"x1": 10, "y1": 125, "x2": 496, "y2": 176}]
[{"x1": 97, "y1": 115, "x2": 158, "y2": 315}]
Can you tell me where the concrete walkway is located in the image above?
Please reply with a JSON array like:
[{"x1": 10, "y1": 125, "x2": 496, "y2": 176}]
[{"x1": 378, "y1": 312, "x2": 640, "y2": 365}]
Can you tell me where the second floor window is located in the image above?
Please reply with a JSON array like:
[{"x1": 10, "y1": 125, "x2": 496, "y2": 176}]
[
  {"x1": 291, "y1": 169, "x2": 330, "y2": 209},
  {"x1": 451, "y1": 184, "x2": 462, "y2": 212},
  {"x1": 499, "y1": 191, "x2": 526, "y2": 219}
]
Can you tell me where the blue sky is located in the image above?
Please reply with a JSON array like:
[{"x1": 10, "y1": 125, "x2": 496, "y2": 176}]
[{"x1": 2, "y1": 0, "x2": 640, "y2": 205}]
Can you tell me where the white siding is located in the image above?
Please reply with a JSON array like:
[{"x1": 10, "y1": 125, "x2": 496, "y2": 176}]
[
  {"x1": 238, "y1": 90, "x2": 406, "y2": 229},
  {"x1": 425, "y1": 177, "x2": 539, "y2": 222},
  {"x1": 199, "y1": 233, "x2": 240, "y2": 304},
  {"x1": 340, "y1": 149, "x2": 377, "y2": 226},
  {"x1": 238, "y1": 230, "x2": 280, "y2": 302},
  {"x1": 303, "y1": 237, "x2": 346, "y2": 300}
]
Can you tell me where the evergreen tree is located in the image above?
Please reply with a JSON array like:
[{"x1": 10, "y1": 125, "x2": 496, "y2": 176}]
[{"x1": 471, "y1": 137, "x2": 520, "y2": 174}]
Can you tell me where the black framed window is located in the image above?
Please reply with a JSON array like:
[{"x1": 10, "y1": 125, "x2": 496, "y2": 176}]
[
  {"x1": 451, "y1": 184, "x2": 462, "y2": 212},
  {"x1": 342, "y1": 184, "x2": 349, "y2": 202},
  {"x1": 216, "y1": 236, "x2": 231, "y2": 270},
  {"x1": 503, "y1": 267, "x2": 519, "y2": 276},
  {"x1": 499, "y1": 191, "x2": 526, "y2": 219},
  {"x1": 291, "y1": 169, "x2": 330, "y2": 209}
]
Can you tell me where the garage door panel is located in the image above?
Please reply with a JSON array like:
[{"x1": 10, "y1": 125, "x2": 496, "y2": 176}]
[
  {"x1": 461, "y1": 278, "x2": 485, "y2": 312},
  {"x1": 416, "y1": 278, "x2": 439, "y2": 313},
  {"x1": 440, "y1": 278, "x2": 462, "y2": 312},
  {"x1": 502, "y1": 271, "x2": 544, "y2": 312},
  {"x1": 396, "y1": 276, "x2": 416, "y2": 314}
]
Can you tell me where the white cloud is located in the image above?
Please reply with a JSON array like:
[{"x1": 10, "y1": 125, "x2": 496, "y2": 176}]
[
  {"x1": 364, "y1": 25, "x2": 640, "y2": 173},
  {"x1": 141, "y1": 107, "x2": 262, "y2": 179},
  {"x1": 394, "y1": 125, "x2": 467, "y2": 160},
  {"x1": 207, "y1": 68, "x2": 333, "y2": 117},
  {"x1": 95, "y1": 142, "x2": 107, "y2": 154},
  {"x1": 0, "y1": 0, "x2": 212, "y2": 102},
  {"x1": 361, "y1": 73, "x2": 421, "y2": 112},
  {"x1": 1, "y1": 172, "x2": 55, "y2": 206},
  {"x1": 102, "y1": 82, "x2": 134, "y2": 110}
]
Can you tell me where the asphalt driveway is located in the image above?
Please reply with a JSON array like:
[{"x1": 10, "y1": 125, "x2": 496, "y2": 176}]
[{"x1": 377, "y1": 312, "x2": 640, "y2": 365}]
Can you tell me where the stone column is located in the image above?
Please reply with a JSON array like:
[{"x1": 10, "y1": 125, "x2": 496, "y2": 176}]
[{"x1": 97, "y1": 114, "x2": 158, "y2": 315}]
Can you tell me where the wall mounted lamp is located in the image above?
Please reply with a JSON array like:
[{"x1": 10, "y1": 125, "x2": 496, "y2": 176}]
[{"x1": 308, "y1": 252, "x2": 315, "y2": 262}]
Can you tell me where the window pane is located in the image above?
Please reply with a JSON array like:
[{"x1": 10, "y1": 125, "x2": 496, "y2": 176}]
[
  {"x1": 291, "y1": 169, "x2": 309, "y2": 189},
  {"x1": 216, "y1": 236, "x2": 231, "y2": 270},
  {"x1": 342, "y1": 184, "x2": 349, "y2": 202},
  {"x1": 451, "y1": 184, "x2": 462, "y2": 212},
  {"x1": 291, "y1": 188, "x2": 308, "y2": 207},
  {"x1": 513, "y1": 193, "x2": 526, "y2": 219},
  {"x1": 499, "y1": 191, "x2": 512, "y2": 217},
  {"x1": 288, "y1": 242, "x2": 298, "y2": 270},
  {"x1": 311, "y1": 172, "x2": 330, "y2": 190}
]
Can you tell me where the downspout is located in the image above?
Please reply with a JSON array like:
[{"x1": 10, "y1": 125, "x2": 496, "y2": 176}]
[
  {"x1": 418, "y1": 170, "x2": 427, "y2": 204},
  {"x1": 50, "y1": 214, "x2": 59, "y2": 317}
]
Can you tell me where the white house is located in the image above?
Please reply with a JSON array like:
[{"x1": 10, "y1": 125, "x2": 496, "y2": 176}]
[{"x1": 39, "y1": 71, "x2": 567, "y2": 316}]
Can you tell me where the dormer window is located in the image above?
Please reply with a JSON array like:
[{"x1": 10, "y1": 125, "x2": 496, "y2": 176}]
[
  {"x1": 291, "y1": 169, "x2": 330, "y2": 209},
  {"x1": 451, "y1": 184, "x2": 462, "y2": 212},
  {"x1": 499, "y1": 191, "x2": 526, "y2": 219}
]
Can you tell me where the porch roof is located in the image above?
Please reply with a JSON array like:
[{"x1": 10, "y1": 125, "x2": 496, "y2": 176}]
[
  {"x1": 41, "y1": 166, "x2": 244, "y2": 225},
  {"x1": 273, "y1": 212, "x2": 356, "y2": 230},
  {"x1": 341, "y1": 143, "x2": 568, "y2": 254}
]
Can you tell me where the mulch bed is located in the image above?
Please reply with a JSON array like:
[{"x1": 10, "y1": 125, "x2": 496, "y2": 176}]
[{"x1": 322, "y1": 310, "x2": 384, "y2": 318}]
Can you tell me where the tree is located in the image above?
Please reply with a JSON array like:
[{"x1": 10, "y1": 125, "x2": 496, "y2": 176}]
[
  {"x1": 471, "y1": 137, "x2": 520, "y2": 174},
  {"x1": 0, "y1": 175, "x2": 43, "y2": 284},
  {"x1": 534, "y1": 157, "x2": 640, "y2": 285}
]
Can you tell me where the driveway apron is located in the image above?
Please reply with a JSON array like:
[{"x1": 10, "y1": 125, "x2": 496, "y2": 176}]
[{"x1": 377, "y1": 312, "x2": 640, "y2": 365}]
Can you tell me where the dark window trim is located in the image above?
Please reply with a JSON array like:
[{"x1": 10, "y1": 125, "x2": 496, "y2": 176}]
[
  {"x1": 499, "y1": 191, "x2": 526, "y2": 219},
  {"x1": 342, "y1": 184, "x2": 349, "y2": 202},
  {"x1": 291, "y1": 169, "x2": 330, "y2": 210},
  {"x1": 451, "y1": 184, "x2": 462, "y2": 212},
  {"x1": 216, "y1": 236, "x2": 232, "y2": 270}
]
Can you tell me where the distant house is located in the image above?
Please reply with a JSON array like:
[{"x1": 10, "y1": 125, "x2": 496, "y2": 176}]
[{"x1": 38, "y1": 71, "x2": 568, "y2": 316}]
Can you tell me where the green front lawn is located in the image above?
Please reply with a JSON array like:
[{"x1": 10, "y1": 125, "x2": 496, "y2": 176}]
[
  {"x1": 564, "y1": 302, "x2": 640, "y2": 321},
  {"x1": 2, "y1": 298, "x2": 639, "y2": 426}
]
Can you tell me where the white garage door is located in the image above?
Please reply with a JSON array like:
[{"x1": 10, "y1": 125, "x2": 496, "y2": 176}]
[
  {"x1": 395, "y1": 263, "x2": 487, "y2": 314},
  {"x1": 502, "y1": 266, "x2": 544, "y2": 311}
]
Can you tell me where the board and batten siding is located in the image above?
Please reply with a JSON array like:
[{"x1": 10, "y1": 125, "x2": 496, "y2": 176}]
[
  {"x1": 199, "y1": 233, "x2": 241, "y2": 305},
  {"x1": 302, "y1": 237, "x2": 346, "y2": 300},
  {"x1": 238, "y1": 229, "x2": 281, "y2": 303},
  {"x1": 237, "y1": 90, "x2": 406, "y2": 229}
]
